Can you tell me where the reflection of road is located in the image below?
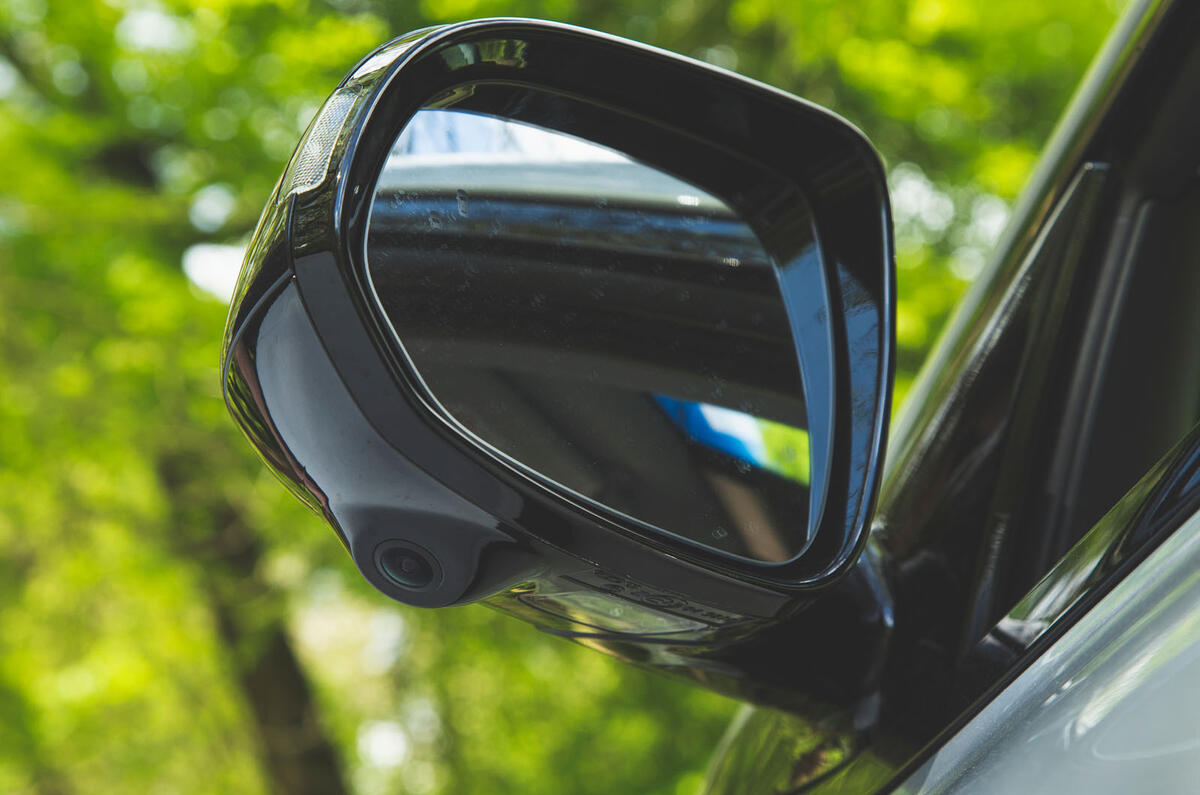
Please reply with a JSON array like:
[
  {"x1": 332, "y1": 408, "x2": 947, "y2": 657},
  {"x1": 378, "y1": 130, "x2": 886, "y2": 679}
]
[
  {"x1": 706, "y1": 471, "x2": 789, "y2": 564},
  {"x1": 655, "y1": 395, "x2": 813, "y2": 563}
]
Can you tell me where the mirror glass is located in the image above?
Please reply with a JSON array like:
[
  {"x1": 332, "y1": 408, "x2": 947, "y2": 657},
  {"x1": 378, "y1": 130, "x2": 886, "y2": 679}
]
[{"x1": 366, "y1": 107, "x2": 812, "y2": 563}]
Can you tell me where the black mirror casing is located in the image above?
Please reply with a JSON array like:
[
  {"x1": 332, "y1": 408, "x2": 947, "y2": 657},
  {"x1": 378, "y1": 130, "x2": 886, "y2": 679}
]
[{"x1": 221, "y1": 18, "x2": 895, "y2": 700}]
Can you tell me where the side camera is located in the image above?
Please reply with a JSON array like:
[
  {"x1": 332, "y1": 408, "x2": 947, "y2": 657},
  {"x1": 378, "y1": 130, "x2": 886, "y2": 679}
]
[{"x1": 375, "y1": 541, "x2": 440, "y2": 589}]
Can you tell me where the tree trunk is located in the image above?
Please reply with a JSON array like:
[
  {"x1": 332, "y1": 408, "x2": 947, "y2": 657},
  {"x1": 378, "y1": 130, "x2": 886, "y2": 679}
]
[{"x1": 158, "y1": 453, "x2": 349, "y2": 795}]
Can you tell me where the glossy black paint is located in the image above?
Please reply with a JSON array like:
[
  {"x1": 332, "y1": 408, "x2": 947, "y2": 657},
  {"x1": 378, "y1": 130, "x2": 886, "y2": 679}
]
[{"x1": 221, "y1": 18, "x2": 895, "y2": 707}]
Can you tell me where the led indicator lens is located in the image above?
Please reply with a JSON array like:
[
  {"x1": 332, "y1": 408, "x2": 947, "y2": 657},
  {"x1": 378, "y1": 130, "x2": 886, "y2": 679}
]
[{"x1": 521, "y1": 590, "x2": 706, "y2": 635}]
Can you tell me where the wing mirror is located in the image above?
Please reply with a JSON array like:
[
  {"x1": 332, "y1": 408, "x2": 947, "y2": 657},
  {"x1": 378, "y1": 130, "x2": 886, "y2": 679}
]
[{"x1": 222, "y1": 19, "x2": 893, "y2": 699}]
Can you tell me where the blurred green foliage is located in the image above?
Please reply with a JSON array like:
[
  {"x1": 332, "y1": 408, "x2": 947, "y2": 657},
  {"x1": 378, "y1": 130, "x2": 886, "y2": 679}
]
[{"x1": 0, "y1": 0, "x2": 1123, "y2": 793}]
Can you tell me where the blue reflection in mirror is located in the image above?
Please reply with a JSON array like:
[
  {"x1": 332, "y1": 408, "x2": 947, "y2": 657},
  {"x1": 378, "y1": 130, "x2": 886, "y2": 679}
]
[{"x1": 653, "y1": 396, "x2": 810, "y2": 485}]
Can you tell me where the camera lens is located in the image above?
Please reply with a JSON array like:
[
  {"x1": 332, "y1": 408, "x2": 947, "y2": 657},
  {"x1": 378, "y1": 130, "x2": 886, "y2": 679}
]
[{"x1": 377, "y1": 544, "x2": 436, "y2": 589}]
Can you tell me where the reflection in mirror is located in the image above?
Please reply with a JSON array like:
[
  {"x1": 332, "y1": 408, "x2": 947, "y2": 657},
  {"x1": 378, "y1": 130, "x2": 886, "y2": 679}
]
[{"x1": 366, "y1": 107, "x2": 812, "y2": 563}]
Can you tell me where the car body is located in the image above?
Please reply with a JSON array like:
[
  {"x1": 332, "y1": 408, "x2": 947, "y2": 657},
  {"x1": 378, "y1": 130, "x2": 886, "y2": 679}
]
[{"x1": 703, "y1": 0, "x2": 1200, "y2": 790}]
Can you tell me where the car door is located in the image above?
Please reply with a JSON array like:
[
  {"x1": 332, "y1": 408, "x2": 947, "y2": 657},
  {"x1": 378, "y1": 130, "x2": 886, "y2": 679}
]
[
  {"x1": 703, "y1": 0, "x2": 1200, "y2": 790},
  {"x1": 895, "y1": 430, "x2": 1200, "y2": 793}
]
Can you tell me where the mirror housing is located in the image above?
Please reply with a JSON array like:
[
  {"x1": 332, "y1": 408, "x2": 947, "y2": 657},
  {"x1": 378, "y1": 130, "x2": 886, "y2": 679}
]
[{"x1": 221, "y1": 18, "x2": 894, "y2": 701}]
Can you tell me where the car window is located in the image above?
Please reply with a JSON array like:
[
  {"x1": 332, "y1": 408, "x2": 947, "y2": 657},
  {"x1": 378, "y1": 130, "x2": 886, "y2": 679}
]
[
  {"x1": 991, "y1": 38, "x2": 1200, "y2": 606},
  {"x1": 1058, "y1": 189, "x2": 1200, "y2": 550}
]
